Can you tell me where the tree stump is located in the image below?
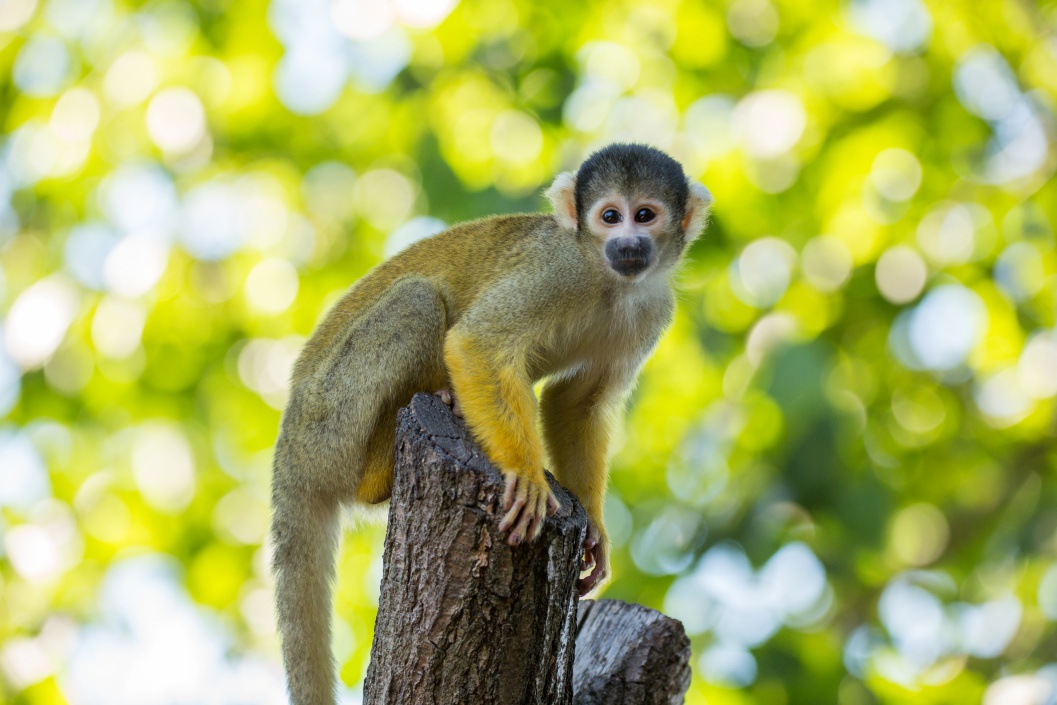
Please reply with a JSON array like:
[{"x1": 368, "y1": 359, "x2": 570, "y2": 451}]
[
  {"x1": 363, "y1": 393, "x2": 587, "y2": 704},
  {"x1": 363, "y1": 393, "x2": 692, "y2": 705},
  {"x1": 573, "y1": 600, "x2": 692, "y2": 705}
]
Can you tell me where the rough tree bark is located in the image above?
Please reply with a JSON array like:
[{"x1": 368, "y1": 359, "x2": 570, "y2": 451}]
[
  {"x1": 573, "y1": 600, "x2": 692, "y2": 705},
  {"x1": 363, "y1": 393, "x2": 586, "y2": 704},
  {"x1": 363, "y1": 393, "x2": 691, "y2": 705}
]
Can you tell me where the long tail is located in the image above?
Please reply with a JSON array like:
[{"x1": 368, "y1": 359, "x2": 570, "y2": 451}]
[{"x1": 272, "y1": 477, "x2": 340, "y2": 705}]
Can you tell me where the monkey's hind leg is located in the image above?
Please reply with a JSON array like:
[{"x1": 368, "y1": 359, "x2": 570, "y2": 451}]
[{"x1": 271, "y1": 276, "x2": 448, "y2": 705}]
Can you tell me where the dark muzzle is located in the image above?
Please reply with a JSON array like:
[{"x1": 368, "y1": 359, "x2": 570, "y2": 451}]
[{"x1": 605, "y1": 236, "x2": 653, "y2": 277}]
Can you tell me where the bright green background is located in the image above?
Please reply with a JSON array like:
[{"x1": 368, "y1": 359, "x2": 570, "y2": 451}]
[{"x1": 2, "y1": 0, "x2": 1057, "y2": 703}]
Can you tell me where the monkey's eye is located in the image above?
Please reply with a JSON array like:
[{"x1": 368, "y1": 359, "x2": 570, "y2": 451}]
[
  {"x1": 601, "y1": 209, "x2": 622, "y2": 225},
  {"x1": 635, "y1": 208, "x2": 655, "y2": 223}
]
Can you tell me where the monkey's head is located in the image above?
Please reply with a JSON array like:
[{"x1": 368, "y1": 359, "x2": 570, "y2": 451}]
[{"x1": 545, "y1": 143, "x2": 714, "y2": 281}]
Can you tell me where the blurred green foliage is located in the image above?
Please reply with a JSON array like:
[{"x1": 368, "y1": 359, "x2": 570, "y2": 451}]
[{"x1": 2, "y1": 0, "x2": 1057, "y2": 703}]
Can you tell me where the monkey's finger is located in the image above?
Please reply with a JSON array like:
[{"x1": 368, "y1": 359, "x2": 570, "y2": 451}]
[
  {"x1": 529, "y1": 493, "x2": 548, "y2": 541},
  {"x1": 500, "y1": 474, "x2": 529, "y2": 532},
  {"x1": 508, "y1": 497, "x2": 536, "y2": 546},
  {"x1": 434, "y1": 389, "x2": 464, "y2": 417},
  {"x1": 577, "y1": 566, "x2": 600, "y2": 596},
  {"x1": 580, "y1": 526, "x2": 597, "y2": 569},
  {"x1": 577, "y1": 550, "x2": 608, "y2": 596},
  {"x1": 526, "y1": 512, "x2": 542, "y2": 543},
  {"x1": 584, "y1": 518, "x2": 600, "y2": 549},
  {"x1": 529, "y1": 516, "x2": 543, "y2": 542},
  {"x1": 580, "y1": 548, "x2": 596, "y2": 572},
  {"x1": 584, "y1": 529, "x2": 598, "y2": 550},
  {"x1": 546, "y1": 492, "x2": 560, "y2": 517},
  {"x1": 502, "y1": 473, "x2": 519, "y2": 512},
  {"x1": 499, "y1": 496, "x2": 527, "y2": 533},
  {"x1": 523, "y1": 483, "x2": 545, "y2": 534}
]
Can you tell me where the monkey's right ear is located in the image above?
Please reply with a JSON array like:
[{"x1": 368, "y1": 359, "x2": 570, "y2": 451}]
[{"x1": 545, "y1": 172, "x2": 578, "y2": 231}]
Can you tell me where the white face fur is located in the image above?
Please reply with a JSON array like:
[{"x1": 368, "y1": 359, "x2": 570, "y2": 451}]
[
  {"x1": 587, "y1": 193, "x2": 670, "y2": 280},
  {"x1": 589, "y1": 195, "x2": 671, "y2": 234}
]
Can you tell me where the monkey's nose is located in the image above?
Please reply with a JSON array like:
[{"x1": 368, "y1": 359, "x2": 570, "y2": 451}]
[{"x1": 605, "y1": 236, "x2": 653, "y2": 277}]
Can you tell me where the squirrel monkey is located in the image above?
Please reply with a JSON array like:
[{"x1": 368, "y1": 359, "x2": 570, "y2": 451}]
[{"x1": 271, "y1": 143, "x2": 713, "y2": 704}]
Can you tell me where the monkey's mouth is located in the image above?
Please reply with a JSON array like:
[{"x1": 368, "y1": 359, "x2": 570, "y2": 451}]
[{"x1": 609, "y1": 257, "x2": 651, "y2": 277}]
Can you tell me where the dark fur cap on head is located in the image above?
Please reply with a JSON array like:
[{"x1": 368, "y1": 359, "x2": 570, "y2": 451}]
[{"x1": 573, "y1": 143, "x2": 690, "y2": 225}]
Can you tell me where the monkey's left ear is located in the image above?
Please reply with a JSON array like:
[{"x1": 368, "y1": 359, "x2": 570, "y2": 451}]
[
  {"x1": 545, "y1": 172, "x2": 578, "y2": 231},
  {"x1": 682, "y1": 181, "x2": 714, "y2": 241}
]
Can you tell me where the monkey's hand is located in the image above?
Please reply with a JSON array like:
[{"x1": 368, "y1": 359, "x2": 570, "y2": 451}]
[
  {"x1": 577, "y1": 515, "x2": 609, "y2": 596},
  {"x1": 498, "y1": 472, "x2": 560, "y2": 546}
]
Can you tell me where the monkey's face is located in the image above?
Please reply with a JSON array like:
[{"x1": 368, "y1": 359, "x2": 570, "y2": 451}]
[
  {"x1": 547, "y1": 145, "x2": 714, "y2": 279},
  {"x1": 585, "y1": 193, "x2": 682, "y2": 281}
]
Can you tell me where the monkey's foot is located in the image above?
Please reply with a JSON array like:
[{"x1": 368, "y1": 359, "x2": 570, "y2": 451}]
[
  {"x1": 498, "y1": 472, "x2": 560, "y2": 545},
  {"x1": 434, "y1": 389, "x2": 463, "y2": 418},
  {"x1": 577, "y1": 518, "x2": 609, "y2": 597}
]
